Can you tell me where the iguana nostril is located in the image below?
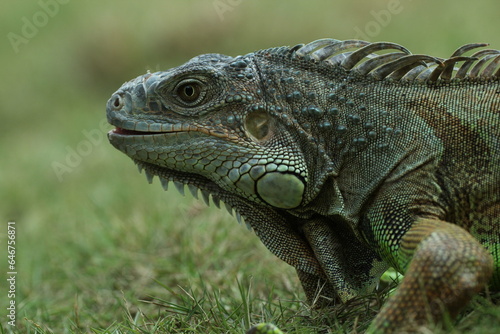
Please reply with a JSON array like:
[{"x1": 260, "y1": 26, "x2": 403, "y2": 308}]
[{"x1": 112, "y1": 94, "x2": 123, "y2": 109}]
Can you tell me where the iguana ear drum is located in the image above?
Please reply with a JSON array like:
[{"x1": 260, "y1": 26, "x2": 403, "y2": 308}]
[
  {"x1": 244, "y1": 108, "x2": 274, "y2": 142},
  {"x1": 256, "y1": 172, "x2": 304, "y2": 209}
]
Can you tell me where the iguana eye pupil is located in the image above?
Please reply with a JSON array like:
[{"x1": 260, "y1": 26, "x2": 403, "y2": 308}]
[
  {"x1": 176, "y1": 82, "x2": 202, "y2": 103},
  {"x1": 184, "y1": 85, "x2": 194, "y2": 96},
  {"x1": 174, "y1": 79, "x2": 205, "y2": 107}
]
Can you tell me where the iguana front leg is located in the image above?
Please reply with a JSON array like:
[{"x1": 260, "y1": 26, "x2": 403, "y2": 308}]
[
  {"x1": 246, "y1": 216, "x2": 493, "y2": 334},
  {"x1": 300, "y1": 218, "x2": 388, "y2": 304},
  {"x1": 368, "y1": 218, "x2": 493, "y2": 333}
]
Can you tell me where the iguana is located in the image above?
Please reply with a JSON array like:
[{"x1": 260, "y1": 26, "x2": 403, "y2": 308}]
[{"x1": 106, "y1": 38, "x2": 500, "y2": 333}]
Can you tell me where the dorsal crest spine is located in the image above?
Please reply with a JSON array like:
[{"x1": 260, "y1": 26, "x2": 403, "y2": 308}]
[{"x1": 285, "y1": 39, "x2": 500, "y2": 83}]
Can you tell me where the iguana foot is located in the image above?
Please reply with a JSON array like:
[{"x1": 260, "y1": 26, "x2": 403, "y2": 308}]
[{"x1": 367, "y1": 219, "x2": 494, "y2": 333}]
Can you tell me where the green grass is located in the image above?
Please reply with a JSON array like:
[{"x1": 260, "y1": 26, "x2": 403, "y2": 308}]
[{"x1": 1, "y1": 0, "x2": 500, "y2": 333}]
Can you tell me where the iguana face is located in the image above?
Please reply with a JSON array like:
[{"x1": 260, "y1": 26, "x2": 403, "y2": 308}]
[{"x1": 107, "y1": 53, "x2": 309, "y2": 210}]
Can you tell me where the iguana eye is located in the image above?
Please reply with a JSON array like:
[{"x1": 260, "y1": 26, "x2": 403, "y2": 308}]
[{"x1": 174, "y1": 79, "x2": 205, "y2": 106}]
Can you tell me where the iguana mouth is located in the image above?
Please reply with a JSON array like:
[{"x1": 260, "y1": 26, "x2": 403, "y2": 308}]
[
  {"x1": 110, "y1": 125, "x2": 239, "y2": 140},
  {"x1": 112, "y1": 127, "x2": 164, "y2": 135}
]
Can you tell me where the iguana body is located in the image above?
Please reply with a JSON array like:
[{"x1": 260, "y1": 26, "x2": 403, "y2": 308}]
[{"x1": 106, "y1": 39, "x2": 500, "y2": 333}]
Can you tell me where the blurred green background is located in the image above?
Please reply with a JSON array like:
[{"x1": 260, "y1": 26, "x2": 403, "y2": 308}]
[{"x1": 1, "y1": 0, "x2": 499, "y2": 332}]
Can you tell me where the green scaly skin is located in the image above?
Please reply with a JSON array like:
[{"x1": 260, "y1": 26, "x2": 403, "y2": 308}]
[{"x1": 106, "y1": 39, "x2": 499, "y2": 333}]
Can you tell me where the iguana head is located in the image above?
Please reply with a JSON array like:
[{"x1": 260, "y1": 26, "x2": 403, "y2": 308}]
[{"x1": 107, "y1": 51, "x2": 327, "y2": 213}]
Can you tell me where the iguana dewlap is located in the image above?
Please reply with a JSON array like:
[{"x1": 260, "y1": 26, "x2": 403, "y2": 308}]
[{"x1": 106, "y1": 39, "x2": 499, "y2": 333}]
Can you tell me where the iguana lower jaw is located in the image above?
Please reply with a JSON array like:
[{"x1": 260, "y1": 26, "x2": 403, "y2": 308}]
[
  {"x1": 107, "y1": 122, "x2": 252, "y2": 212},
  {"x1": 108, "y1": 119, "x2": 307, "y2": 210}
]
